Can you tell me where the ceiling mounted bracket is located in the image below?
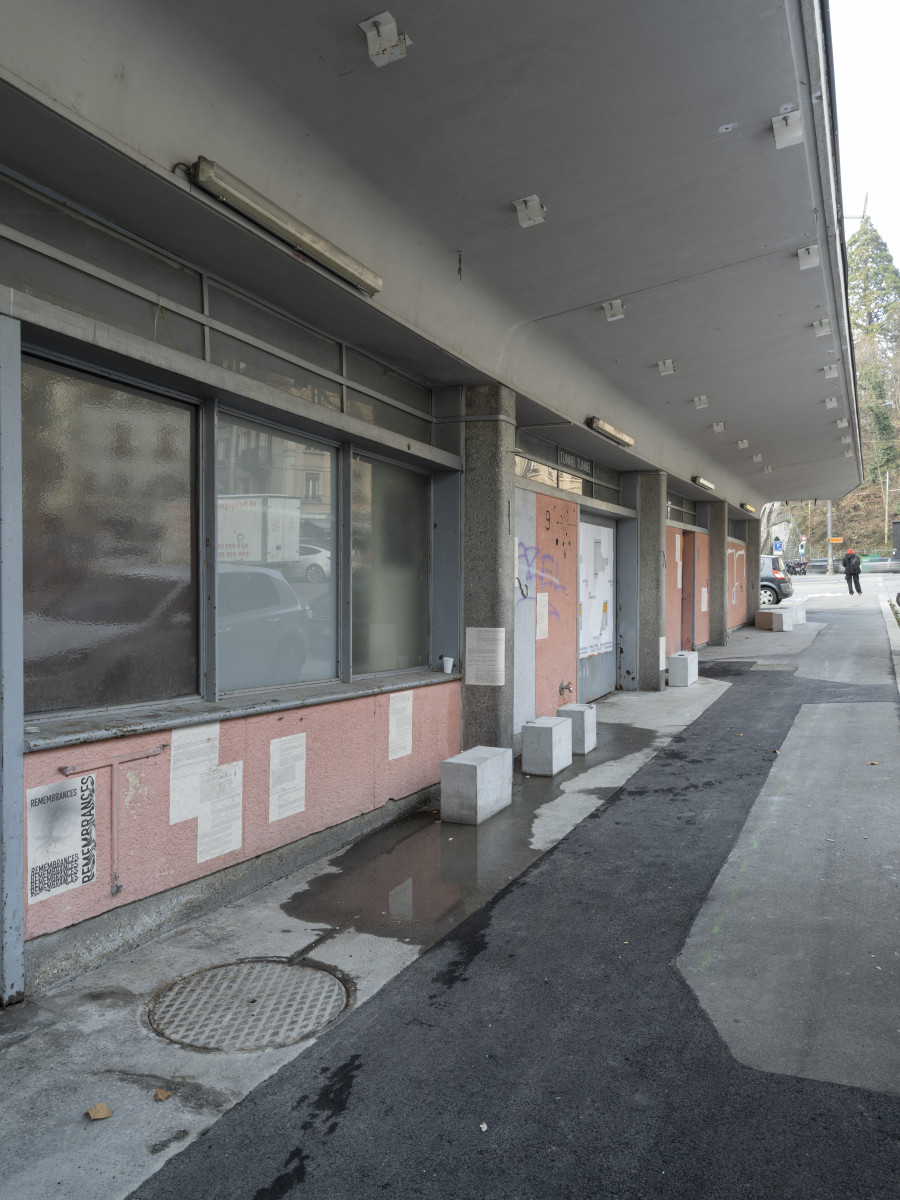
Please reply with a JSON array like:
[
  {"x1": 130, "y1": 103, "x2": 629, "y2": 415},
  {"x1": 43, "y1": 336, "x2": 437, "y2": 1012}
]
[{"x1": 359, "y1": 12, "x2": 412, "y2": 67}]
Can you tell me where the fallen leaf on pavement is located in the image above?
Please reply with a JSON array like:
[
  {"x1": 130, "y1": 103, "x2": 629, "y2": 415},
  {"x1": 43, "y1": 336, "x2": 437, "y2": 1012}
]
[
  {"x1": 774, "y1": 750, "x2": 781, "y2": 755},
  {"x1": 86, "y1": 1103, "x2": 113, "y2": 1121},
  {"x1": 154, "y1": 1088, "x2": 172, "y2": 1102},
  {"x1": 867, "y1": 761, "x2": 880, "y2": 766}
]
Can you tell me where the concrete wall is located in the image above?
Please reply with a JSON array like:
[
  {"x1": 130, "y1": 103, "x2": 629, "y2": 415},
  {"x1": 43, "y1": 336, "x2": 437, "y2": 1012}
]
[
  {"x1": 727, "y1": 538, "x2": 748, "y2": 631},
  {"x1": 24, "y1": 683, "x2": 460, "y2": 940}
]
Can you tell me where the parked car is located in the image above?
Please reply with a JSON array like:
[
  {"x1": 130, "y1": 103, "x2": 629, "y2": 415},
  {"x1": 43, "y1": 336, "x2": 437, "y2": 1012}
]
[
  {"x1": 217, "y1": 563, "x2": 311, "y2": 689},
  {"x1": 295, "y1": 544, "x2": 332, "y2": 583},
  {"x1": 760, "y1": 554, "x2": 793, "y2": 605}
]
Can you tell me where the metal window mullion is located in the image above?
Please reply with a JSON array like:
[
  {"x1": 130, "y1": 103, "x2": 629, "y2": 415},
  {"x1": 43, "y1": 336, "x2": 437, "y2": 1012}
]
[
  {"x1": 201, "y1": 274, "x2": 211, "y2": 362},
  {"x1": 200, "y1": 398, "x2": 218, "y2": 700},
  {"x1": 340, "y1": 445, "x2": 353, "y2": 682},
  {"x1": 0, "y1": 315, "x2": 25, "y2": 1005}
]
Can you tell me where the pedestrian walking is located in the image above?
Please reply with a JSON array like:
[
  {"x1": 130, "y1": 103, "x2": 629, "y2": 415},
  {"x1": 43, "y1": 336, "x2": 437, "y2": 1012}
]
[{"x1": 842, "y1": 547, "x2": 862, "y2": 594}]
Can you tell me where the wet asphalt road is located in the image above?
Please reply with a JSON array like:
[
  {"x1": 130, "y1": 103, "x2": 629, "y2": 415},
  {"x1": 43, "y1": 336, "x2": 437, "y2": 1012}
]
[{"x1": 129, "y1": 604, "x2": 900, "y2": 1200}]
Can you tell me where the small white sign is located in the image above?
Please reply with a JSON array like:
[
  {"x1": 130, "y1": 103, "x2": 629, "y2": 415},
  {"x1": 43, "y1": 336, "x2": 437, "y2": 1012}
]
[
  {"x1": 269, "y1": 733, "x2": 307, "y2": 821},
  {"x1": 170, "y1": 723, "x2": 219, "y2": 824},
  {"x1": 659, "y1": 636, "x2": 667, "y2": 670},
  {"x1": 27, "y1": 774, "x2": 96, "y2": 904},
  {"x1": 388, "y1": 690, "x2": 414, "y2": 760},
  {"x1": 197, "y1": 762, "x2": 243, "y2": 863},
  {"x1": 701, "y1": 587, "x2": 709, "y2": 613},
  {"x1": 466, "y1": 627, "x2": 506, "y2": 686},
  {"x1": 535, "y1": 592, "x2": 549, "y2": 640}
]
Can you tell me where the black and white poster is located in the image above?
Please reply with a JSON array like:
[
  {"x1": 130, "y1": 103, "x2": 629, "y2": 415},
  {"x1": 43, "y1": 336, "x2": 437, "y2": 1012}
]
[{"x1": 27, "y1": 774, "x2": 96, "y2": 904}]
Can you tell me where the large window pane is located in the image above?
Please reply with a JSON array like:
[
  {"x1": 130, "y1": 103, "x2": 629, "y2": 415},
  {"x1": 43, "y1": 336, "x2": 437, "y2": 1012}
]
[
  {"x1": 352, "y1": 455, "x2": 428, "y2": 674},
  {"x1": 208, "y1": 283, "x2": 340, "y2": 373},
  {"x1": 216, "y1": 417, "x2": 337, "y2": 690},
  {"x1": 22, "y1": 359, "x2": 197, "y2": 713},
  {"x1": 345, "y1": 350, "x2": 432, "y2": 415},
  {"x1": 346, "y1": 388, "x2": 431, "y2": 443}
]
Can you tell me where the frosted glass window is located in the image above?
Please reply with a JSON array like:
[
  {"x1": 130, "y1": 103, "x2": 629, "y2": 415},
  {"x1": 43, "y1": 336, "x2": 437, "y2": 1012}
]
[
  {"x1": 352, "y1": 455, "x2": 429, "y2": 674},
  {"x1": 216, "y1": 417, "x2": 337, "y2": 690},
  {"x1": 22, "y1": 359, "x2": 197, "y2": 713},
  {"x1": 346, "y1": 388, "x2": 430, "y2": 443},
  {"x1": 210, "y1": 331, "x2": 341, "y2": 413}
]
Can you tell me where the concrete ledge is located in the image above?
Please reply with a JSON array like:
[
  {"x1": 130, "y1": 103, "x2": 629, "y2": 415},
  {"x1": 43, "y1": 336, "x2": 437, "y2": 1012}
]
[
  {"x1": 25, "y1": 782, "x2": 437, "y2": 992},
  {"x1": 522, "y1": 717, "x2": 573, "y2": 776},
  {"x1": 441, "y1": 746, "x2": 513, "y2": 825},
  {"x1": 755, "y1": 609, "x2": 794, "y2": 632}
]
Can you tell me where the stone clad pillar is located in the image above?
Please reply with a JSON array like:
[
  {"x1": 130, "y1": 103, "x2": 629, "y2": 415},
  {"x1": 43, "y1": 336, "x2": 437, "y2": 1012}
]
[
  {"x1": 637, "y1": 472, "x2": 666, "y2": 691},
  {"x1": 708, "y1": 500, "x2": 729, "y2": 646},
  {"x1": 461, "y1": 382, "x2": 516, "y2": 748}
]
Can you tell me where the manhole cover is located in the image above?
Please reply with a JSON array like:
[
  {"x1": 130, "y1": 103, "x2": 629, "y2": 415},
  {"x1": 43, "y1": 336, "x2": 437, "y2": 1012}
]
[
  {"x1": 148, "y1": 959, "x2": 348, "y2": 1051},
  {"x1": 750, "y1": 663, "x2": 798, "y2": 672}
]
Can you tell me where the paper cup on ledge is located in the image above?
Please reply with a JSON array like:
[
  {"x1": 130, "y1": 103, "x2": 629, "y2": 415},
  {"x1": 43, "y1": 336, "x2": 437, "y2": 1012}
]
[{"x1": 442, "y1": 657, "x2": 454, "y2": 674}]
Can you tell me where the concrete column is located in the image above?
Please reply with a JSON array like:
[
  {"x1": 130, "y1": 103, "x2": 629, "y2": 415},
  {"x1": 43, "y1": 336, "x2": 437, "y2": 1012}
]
[
  {"x1": 637, "y1": 472, "x2": 666, "y2": 691},
  {"x1": 461, "y1": 382, "x2": 516, "y2": 748},
  {"x1": 745, "y1": 518, "x2": 761, "y2": 624},
  {"x1": 708, "y1": 500, "x2": 729, "y2": 646}
]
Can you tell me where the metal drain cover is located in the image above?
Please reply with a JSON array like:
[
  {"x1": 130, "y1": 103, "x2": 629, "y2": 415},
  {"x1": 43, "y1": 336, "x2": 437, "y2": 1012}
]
[
  {"x1": 148, "y1": 959, "x2": 348, "y2": 1051},
  {"x1": 750, "y1": 663, "x2": 798, "y2": 672}
]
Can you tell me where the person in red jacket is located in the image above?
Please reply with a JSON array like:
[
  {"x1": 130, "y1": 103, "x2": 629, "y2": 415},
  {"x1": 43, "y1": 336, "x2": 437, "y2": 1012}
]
[{"x1": 841, "y1": 547, "x2": 862, "y2": 594}]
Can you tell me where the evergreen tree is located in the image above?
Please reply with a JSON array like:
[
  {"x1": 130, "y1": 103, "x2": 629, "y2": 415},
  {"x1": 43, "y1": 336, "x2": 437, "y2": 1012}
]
[{"x1": 846, "y1": 216, "x2": 900, "y2": 350}]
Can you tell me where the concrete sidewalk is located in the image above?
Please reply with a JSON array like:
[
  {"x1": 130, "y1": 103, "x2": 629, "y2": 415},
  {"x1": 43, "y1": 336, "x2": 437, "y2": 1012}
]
[{"x1": 0, "y1": 675, "x2": 728, "y2": 1199}]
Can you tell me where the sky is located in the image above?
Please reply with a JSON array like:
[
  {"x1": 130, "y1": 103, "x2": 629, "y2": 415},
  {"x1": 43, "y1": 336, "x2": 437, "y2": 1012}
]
[{"x1": 829, "y1": 0, "x2": 900, "y2": 262}]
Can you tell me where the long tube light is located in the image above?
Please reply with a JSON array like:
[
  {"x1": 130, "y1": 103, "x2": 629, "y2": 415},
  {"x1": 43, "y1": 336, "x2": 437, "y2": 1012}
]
[
  {"x1": 585, "y1": 416, "x2": 634, "y2": 447},
  {"x1": 691, "y1": 475, "x2": 716, "y2": 491},
  {"x1": 186, "y1": 157, "x2": 383, "y2": 296}
]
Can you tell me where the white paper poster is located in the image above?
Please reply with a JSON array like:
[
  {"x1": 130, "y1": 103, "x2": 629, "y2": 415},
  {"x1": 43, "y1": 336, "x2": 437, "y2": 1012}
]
[
  {"x1": 701, "y1": 587, "x2": 709, "y2": 613},
  {"x1": 465, "y1": 627, "x2": 505, "y2": 686},
  {"x1": 535, "y1": 592, "x2": 549, "y2": 640},
  {"x1": 388, "y1": 690, "x2": 414, "y2": 760},
  {"x1": 197, "y1": 762, "x2": 243, "y2": 863},
  {"x1": 170, "y1": 723, "x2": 219, "y2": 823},
  {"x1": 659, "y1": 635, "x2": 667, "y2": 670},
  {"x1": 269, "y1": 733, "x2": 307, "y2": 822},
  {"x1": 27, "y1": 774, "x2": 96, "y2": 904},
  {"x1": 580, "y1": 522, "x2": 614, "y2": 659}
]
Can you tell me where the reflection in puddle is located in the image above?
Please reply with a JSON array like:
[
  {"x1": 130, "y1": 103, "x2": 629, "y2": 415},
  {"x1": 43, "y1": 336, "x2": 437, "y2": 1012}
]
[{"x1": 282, "y1": 722, "x2": 661, "y2": 954}]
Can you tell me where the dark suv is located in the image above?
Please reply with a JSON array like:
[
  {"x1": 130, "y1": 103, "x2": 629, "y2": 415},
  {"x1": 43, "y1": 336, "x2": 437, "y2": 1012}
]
[{"x1": 760, "y1": 554, "x2": 793, "y2": 605}]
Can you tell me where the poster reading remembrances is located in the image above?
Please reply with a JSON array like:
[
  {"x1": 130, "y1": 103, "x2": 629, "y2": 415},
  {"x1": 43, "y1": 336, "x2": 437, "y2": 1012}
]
[{"x1": 27, "y1": 774, "x2": 96, "y2": 904}]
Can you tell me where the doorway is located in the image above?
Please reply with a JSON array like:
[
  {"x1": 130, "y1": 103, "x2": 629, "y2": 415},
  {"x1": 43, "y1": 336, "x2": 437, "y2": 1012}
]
[{"x1": 577, "y1": 515, "x2": 616, "y2": 702}]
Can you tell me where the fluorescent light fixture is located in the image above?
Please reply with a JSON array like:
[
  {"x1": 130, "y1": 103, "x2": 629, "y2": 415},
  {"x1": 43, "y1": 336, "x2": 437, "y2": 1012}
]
[
  {"x1": 764, "y1": 466, "x2": 773, "y2": 474},
  {"x1": 844, "y1": 450, "x2": 853, "y2": 457},
  {"x1": 712, "y1": 421, "x2": 725, "y2": 433},
  {"x1": 602, "y1": 299, "x2": 625, "y2": 321},
  {"x1": 841, "y1": 434, "x2": 851, "y2": 444},
  {"x1": 822, "y1": 364, "x2": 838, "y2": 379},
  {"x1": 513, "y1": 195, "x2": 547, "y2": 227},
  {"x1": 752, "y1": 454, "x2": 763, "y2": 463},
  {"x1": 186, "y1": 157, "x2": 383, "y2": 295},
  {"x1": 798, "y1": 245, "x2": 820, "y2": 269},
  {"x1": 741, "y1": 503, "x2": 757, "y2": 513},
  {"x1": 836, "y1": 417, "x2": 849, "y2": 428},
  {"x1": 585, "y1": 416, "x2": 634, "y2": 447},
  {"x1": 657, "y1": 359, "x2": 675, "y2": 375},
  {"x1": 737, "y1": 439, "x2": 749, "y2": 449},
  {"x1": 693, "y1": 395, "x2": 708, "y2": 409},
  {"x1": 692, "y1": 475, "x2": 716, "y2": 491},
  {"x1": 771, "y1": 110, "x2": 803, "y2": 149},
  {"x1": 358, "y1": 11, "x2": 412, "y2": 66},
  {"x1": 824, "y1": 396, "x2": 838, "y2": 409},
  {"x1": 813, "y1": 319, "x2": 831, "y2": 337}
]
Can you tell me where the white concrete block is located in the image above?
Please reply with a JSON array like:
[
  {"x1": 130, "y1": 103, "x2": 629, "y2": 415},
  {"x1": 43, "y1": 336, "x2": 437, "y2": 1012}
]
[
  {"x1": 667, "y1": 650, "x2": 699, "y2": 687},
  {"x1": 755, "y1": 609, "x2": 794, "y2": 632},
  {"x1": 441, "y1": 746, "x2": 512, "y2": 825},
  {"x1": 789, "y1": 604, "x2": 807, "y2": 625},
  {"x1": 521, "y1": 717, "x2": 573, "y2": 776},
  {"x1": 555, "y1": 703, "x2": 597, "y2": 754}
]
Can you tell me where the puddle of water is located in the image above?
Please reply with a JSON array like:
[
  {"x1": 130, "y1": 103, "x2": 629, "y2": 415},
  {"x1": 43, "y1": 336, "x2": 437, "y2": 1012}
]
[{"x1": 281, "y1": 723, "x2": 660, "y2": 953}]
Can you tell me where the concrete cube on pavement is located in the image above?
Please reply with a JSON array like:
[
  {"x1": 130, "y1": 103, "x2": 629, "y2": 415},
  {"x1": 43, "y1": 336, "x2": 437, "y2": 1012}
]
[
  {"x1": 521, "y1": 717, "x2": 572, "y2": 776},
  {"x1": 441, "y1": 746, "x2": 513, "y2": 825},
  {"x1": 667, "y1": 651, "x2": 698, "y2": 687},
  {"x1": 555, "y1": 703, "x2": 597, "y2": 754},
  {"x1": 789, "y1": 604, "x2": 807, "y2": 625},
  {"x1": 755, "y1": 609, "x2": 794, "y2": 632}
]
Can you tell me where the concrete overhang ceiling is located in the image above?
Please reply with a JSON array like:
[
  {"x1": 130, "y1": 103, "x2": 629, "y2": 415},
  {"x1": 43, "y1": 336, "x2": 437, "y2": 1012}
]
[{"x1": 0, "y1": 0, "x2": 859, "y2": 502}]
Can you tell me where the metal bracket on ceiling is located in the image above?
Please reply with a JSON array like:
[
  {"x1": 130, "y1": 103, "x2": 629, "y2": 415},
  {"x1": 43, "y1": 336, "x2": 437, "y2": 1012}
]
[{"x1": 358, "y1": 12, "x2": 412, "y2": 67}]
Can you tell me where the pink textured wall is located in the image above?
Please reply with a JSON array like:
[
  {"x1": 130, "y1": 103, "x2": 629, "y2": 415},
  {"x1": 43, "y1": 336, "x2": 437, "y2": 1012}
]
[
  {"x1": 694, "y1": 533, "x2": 710, "y2": 646},
  {"x1": 727, "y1": 538, "x2": 748, "y2": 630},
  {"x1": 24, "y1": 682, "x2": 461, "y2": 940},
  {"x1": 534, "y1": 497, "x2": 578, "y2": 719},
  {"x1": 665, "y1": 526, "x2": 683, "y2": 656},
  {"x1": 681, "y1": 532, "x2": 695, "y2": 651}
]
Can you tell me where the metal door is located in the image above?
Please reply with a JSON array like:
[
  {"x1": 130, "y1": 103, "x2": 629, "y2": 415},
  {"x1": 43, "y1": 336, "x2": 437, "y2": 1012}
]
[{"x1": 577, "y1": 515, "x2": 616, "y2": 702}]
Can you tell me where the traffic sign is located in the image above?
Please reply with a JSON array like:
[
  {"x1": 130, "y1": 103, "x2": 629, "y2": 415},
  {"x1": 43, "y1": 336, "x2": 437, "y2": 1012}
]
[
  {"x1": 773, "y1": 539, "x2": 783, "y2": 552},
  {"x1": 828, "y1": 536, "x2": 843, "y2": 543}
]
